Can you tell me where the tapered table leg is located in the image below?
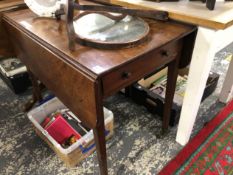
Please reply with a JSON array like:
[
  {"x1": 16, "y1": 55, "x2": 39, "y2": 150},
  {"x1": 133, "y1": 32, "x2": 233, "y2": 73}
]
[
  {"x1": 24, "y1": 68, "x2": 43, "y2": 111},
  {"x1": 93, "y1": 108, "x2": 108, "y2": 175},
  {"x1": 162, "y1": 59, "x2": 179, "y2": 133},
  {"x1": 176, "y1": 27, "x2": 219, "y2": 145}
]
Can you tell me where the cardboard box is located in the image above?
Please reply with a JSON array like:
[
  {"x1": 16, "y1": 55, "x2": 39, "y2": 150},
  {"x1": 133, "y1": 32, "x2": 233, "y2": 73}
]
[{"x1": 27, "y1": 97, "x2": 114, "y2": 167}]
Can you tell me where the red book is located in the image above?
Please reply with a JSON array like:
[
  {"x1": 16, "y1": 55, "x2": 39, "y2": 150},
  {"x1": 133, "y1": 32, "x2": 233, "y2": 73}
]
[{"x1": 46, "y1": 114, "x2": 81, "y2": 144}]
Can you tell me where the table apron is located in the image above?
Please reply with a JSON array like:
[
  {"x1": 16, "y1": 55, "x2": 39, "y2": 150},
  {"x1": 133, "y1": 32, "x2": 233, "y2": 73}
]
[{"x1": 102, "y1": 40, "x2": 183, "y2": 97}]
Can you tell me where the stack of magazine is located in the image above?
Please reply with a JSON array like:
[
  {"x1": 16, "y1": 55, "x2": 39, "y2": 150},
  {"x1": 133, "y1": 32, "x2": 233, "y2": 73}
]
[{"x1": 149, "y1": 75, "x2": 188, "y2": 106}]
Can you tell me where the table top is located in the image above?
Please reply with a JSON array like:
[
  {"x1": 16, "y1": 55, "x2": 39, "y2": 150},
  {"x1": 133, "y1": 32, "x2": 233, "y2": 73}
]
[
  {"x1": 2, "y1": 2, "x2": 195, "y2": 128},
  {"x1": 3, "y1": 8, "x2": 194, "y2": 77},
  {"x1": 111, "y1": 0, "x2": 233, "y2": 30}
]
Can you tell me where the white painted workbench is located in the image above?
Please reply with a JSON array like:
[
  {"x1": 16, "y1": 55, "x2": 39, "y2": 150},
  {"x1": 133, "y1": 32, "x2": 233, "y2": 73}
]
[{"x1": 111, "y1": 0, "x2": 233, "y2": 145}]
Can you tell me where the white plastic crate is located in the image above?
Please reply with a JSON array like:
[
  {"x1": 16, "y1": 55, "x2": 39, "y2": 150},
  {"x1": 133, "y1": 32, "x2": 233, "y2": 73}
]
[{"x1": 27, "y1": 97, "x2": 114, "y2": 166}]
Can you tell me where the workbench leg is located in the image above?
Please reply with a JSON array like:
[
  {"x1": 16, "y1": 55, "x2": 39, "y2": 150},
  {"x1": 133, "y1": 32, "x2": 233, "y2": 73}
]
[
  {"x1": 219, "y1": 57, "x2": 233, "y2": 103},
  {"x1": 176, "y1": 27, "x2": 218, "y2": 145},
  {"x1": 162, "y1": 59, "x2": 179, "y2": 133},
  {"x1": 93, "y1": 109, "x2": 108, "y2": 175}
]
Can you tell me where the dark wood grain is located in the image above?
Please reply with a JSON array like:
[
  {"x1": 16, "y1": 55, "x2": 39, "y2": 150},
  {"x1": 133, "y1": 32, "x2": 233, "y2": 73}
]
[
  {"x1": 102, "y1": 40, "x2": 182, "y2": 97},
  {"x1": 0, "y1": 12, "x2": 14, "y2": 57},
  {"x1": 4, "y1": 19, "x2": 99, "y2": 129},
  {"x1": 0, "y1": 0, "x2": 26, "y2": 57},
  {"x1": 3, "y1": 9, "x2": 195, "y2": 76},
  {"x1": 178, "y1": 29, "x2": 197, "y2": 68},
  {"x1": 23, "y1": 69, "x2": 43, "y2": 111},
  {"x1": 93, "y1": 81, "x2": 108, "y2": 175},
  {"x1": 162, "y1": 51, "x2": 181, "y2": 132},
  {"x1": 3, "y1": 2, "x2": 196, "y2": 174}
]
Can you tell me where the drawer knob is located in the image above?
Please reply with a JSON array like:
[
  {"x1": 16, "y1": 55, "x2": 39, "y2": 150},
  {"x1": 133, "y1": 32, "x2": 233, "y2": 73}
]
[
  {"x1": 122, "y1": 71, "x2": 132, "y2": 79},
  {"x1": 161, "y1": 50, "x2": 169, "y2": 57}
]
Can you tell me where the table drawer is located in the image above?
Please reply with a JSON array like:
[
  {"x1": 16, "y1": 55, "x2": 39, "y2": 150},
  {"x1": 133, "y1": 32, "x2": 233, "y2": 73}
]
[{"x1": 102, "y1": 40, "x2": 183, "y2": 97}]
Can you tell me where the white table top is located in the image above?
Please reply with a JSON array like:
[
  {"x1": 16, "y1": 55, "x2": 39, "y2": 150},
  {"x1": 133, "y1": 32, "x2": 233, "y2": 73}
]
[{"x1": 111, "y1": 0, "x2": 233, "y2": 29}]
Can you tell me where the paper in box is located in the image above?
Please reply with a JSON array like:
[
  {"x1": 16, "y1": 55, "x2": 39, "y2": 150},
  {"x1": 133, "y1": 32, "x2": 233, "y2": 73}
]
[{"x1": 27, "y1": 97, "x2": 114, "y2": 167}]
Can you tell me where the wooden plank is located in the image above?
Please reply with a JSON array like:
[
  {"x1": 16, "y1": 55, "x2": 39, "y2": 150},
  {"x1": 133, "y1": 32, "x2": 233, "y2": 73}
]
[
  {"x1": 0, "y1": 0, "x2": 24, "y2": 11},
  {"x1": 111, "y1": 0, "x2": 233, "y2": 30}
]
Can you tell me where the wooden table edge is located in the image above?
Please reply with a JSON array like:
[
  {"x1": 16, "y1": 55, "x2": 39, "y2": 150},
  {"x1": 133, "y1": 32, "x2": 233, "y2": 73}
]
[
  {"x1": 0, "y1": 0, "x2": 25, "y2": 11},
  {"x1": 110, "y1": 0, "x2": 231, "y2": 30},
  {"x1": 2, "y1": 13, "x2": 100, "y2": 81}
]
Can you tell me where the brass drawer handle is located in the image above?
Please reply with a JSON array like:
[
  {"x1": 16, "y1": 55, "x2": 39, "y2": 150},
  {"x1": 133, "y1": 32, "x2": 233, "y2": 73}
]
[{"x1": 122, "y1": 71, "x2": 132, "y2": 79}]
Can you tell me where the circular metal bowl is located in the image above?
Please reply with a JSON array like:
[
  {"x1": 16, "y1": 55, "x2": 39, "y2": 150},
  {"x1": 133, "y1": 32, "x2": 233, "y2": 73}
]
[{"x1": 73, "y1": 13, "x2": 150, "y2": 49}]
